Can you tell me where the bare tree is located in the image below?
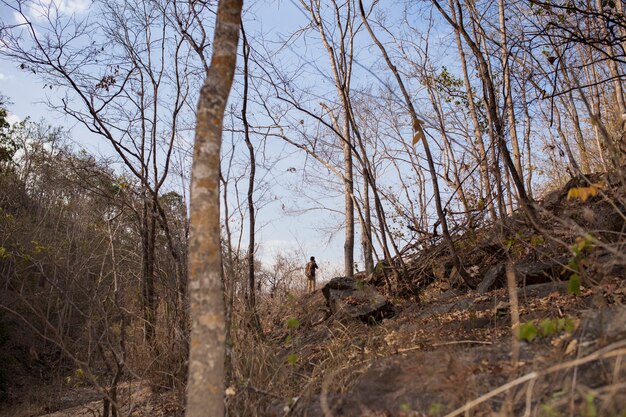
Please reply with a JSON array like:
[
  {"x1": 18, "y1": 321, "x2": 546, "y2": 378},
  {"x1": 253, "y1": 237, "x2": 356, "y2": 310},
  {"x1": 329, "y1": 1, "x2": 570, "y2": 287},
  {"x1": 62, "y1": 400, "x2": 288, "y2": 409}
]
[{"x1": 0, "y1": 0, "x2": 192, "y2": 344}]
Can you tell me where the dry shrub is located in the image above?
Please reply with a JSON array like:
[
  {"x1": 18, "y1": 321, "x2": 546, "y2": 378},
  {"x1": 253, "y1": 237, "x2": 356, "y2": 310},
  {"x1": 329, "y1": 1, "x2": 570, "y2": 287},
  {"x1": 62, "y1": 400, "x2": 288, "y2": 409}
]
[{"x1": 226, "y1": 291, "x2": 385, "y2": 416}]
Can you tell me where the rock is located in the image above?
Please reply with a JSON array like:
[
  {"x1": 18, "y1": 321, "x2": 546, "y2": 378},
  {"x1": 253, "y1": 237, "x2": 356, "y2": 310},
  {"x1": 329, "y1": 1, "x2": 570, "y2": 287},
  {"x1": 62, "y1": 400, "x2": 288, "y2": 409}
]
[
  {"x1": 321, "y1": 277, "x2": 394, "y2": 324},
  {"x1": 515, "y1": 260, "x2": 565, "y2": 285},
  {"x1": 477, "y1": 260, "x2": 568, "y2": 294},
  {"x1": 477, "y1": 263, "x2": 505, "y2": 294},
  {"x1": 573, "y1": 305, "x2": 626, "y2": 355}
]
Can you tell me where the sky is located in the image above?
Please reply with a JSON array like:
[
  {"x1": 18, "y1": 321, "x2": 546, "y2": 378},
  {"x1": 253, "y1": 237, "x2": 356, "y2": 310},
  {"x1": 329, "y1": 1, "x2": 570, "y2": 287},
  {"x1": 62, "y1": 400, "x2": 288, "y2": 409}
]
[
  {"x1": 0, "y1": 0, "x2": 473, "y2": 285},
  {"x1": 0, "y1": 0, "x2": 361, "y2": 281}
]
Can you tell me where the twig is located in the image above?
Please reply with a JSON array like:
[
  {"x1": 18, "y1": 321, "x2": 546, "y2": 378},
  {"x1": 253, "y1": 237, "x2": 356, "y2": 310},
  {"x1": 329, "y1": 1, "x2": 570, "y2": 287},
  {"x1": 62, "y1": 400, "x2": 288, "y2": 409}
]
[
  {"x1": 523, "y1": 378, "x2": 536, "y2": 417},
  {"x1": 505, "y1": 260, "x2": 521, "y2": 415},
  {"x1": 396, "y1": 340, "x2": 492, "y2": 354},
  {"x1": 431, "y1": 341, "x2": 493, "y2": 347}
]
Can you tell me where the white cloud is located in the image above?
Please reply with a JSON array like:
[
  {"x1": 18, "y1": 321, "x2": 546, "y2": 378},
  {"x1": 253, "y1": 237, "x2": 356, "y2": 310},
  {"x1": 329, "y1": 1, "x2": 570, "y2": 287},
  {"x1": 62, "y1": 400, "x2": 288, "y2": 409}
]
[
  {"x1": 22, "y1": 0, "x2": 91, "y2": 22},
  {"x1": 0, "y1": 73, "x2": 8, "y2": 81}
]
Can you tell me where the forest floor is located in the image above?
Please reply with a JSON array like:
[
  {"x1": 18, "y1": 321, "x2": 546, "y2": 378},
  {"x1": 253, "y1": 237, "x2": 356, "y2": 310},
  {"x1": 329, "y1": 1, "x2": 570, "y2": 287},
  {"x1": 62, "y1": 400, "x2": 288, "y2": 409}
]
[
  {"x1": 18, "y1": 280, "x2": 625, "y2": 417},
  {"x1": 2, "y1": 172, "x2": 626, "y2": 416},
  {"x1": 256, "y1": 280, "x2": 626, "y2": 416}
]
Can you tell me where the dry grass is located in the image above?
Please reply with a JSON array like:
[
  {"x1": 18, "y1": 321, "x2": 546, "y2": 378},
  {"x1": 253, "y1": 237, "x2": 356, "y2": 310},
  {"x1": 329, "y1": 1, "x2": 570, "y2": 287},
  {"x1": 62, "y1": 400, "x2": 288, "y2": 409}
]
[{"x1": 225, "y1": 290, "x2": 410, "y2": 416}]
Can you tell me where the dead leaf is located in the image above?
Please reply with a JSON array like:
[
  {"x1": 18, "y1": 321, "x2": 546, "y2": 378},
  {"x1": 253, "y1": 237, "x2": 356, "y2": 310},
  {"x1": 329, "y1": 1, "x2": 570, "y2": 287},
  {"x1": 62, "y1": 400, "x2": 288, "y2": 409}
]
[
  {"x1": 565, "y1": 339, "x2": 578, "y2": 355},
  {"x1": 412, "y1": 119, "x2": 425, "y2": 145},
  {"x1": 566, "y1": 182, "x2": 603, "y2": 202}
]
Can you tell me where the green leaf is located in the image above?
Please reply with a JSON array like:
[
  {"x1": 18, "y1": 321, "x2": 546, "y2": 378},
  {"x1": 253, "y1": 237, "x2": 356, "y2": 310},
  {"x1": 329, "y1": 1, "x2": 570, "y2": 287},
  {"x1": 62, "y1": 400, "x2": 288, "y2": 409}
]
[
  {"x1": 286, "y1": 318, "x2": 300, "y2": 329},
  {"x1": 400, "y1": 403, "x2": 412, "y2": 413},
  {"x1": 584, "y1": 393, "x2": 597, "y2": 417},
  {"x1": 518, "y1": 322, "x2": 538, "y2": 342},
  {"x1": 428, "y1": 402, "x2": 444, "y2": 416},
  {"x1": 540, "y1": 319, "x2": 557, "y2": 336},
  {"x1": 568, "y1": 274, "x2": 581, "y2": 295},
  {"x1": 287, "y1": 354, "x2": 298, "y2": 364},
  {"x1": 563, "y1": 317, "x2": 575, "y2": 332}
]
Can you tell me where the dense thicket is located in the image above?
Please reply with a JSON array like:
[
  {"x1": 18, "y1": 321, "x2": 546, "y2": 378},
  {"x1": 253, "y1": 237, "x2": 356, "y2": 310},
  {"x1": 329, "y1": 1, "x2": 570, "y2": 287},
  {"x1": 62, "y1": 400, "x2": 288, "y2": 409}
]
[{"x1": 0, "y1": 119, "x2": 188, "y2": 412}]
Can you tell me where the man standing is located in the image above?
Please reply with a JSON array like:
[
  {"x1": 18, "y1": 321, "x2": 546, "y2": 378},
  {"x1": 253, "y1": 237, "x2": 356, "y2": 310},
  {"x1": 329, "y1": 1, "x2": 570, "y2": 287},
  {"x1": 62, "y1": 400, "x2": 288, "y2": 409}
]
[{"x1": 305, "y1": 256, "x2": 319, "y2": 293}]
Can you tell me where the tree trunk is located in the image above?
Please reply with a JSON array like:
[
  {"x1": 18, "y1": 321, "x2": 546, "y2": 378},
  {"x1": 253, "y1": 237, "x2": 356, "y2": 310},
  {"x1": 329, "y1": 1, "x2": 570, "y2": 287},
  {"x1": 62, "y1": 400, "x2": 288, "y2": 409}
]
[
  {"x1": 141, "y1": 196, "x2": 157, "y2": 344},
  {"x1": 186, "y1": 0, "x2": 243, "y2": 416},
  {"x1": 241, "y1": 26, "x2": 262, "y2": 331},
  {"x1": 362, "y1": 173, "x2": 374, "y2": 275},
  {"x1": 305, "y1": 0, "x2": 355, "y2": 278},
  {"x1": 498, "y1": 0, "x2": 523, "y2": 179},
  {"x1": 450, "y1": 0, "x2": 497, "y2": 222},
  {"x1": 343, "y1": 120, "x2": 355, "y2": 278}
]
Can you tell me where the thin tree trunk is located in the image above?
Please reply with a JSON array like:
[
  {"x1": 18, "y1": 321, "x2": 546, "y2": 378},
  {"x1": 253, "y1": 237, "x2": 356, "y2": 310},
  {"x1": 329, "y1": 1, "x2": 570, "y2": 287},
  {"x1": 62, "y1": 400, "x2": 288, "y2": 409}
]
[
  {"x1": 186, "y1": 0, "x2": 243, "y2": 415},
  {"x1": 362, "y1": 170, "x2": 374, "y2": 275},
  {"x1": 141, "y1": 196, "x2": 156, "y2": 344},
  {"x1": 498, "y1": 0, "x2": 522, "y2": 179},
  {"x1": 553, "y1": 104, "x2": 581, "y2": 175},
  {"x1": 241, "y1": 25, "x2": 262, "y2": 331},
  {"x1": 450, "y1": 0, "x2": 497, "y2": 222},
  {"x1": 433, "y1": 0, "x2": 535, "y2": 223},
  {"x1": 359, "y1": 0, "x2": 475, "y2": 288},
  {"x1": 519, "y1": 59, "x2": 534, "y2": 197},
  {"x1": 425, "y1": 73, "x2": 473, "y2": 227},
  {"x1": 303, "y1": 0, "x2": 355, "y2": 278},
  {"x1": 589, "y1": 62, "x2": 609, "y2": 170},
  {"x1": 220, "y1": 172, "x2": 235, "y2": 386},
  {"x1": 343, "y1": 120, "x2": 355, "y2": 278}
]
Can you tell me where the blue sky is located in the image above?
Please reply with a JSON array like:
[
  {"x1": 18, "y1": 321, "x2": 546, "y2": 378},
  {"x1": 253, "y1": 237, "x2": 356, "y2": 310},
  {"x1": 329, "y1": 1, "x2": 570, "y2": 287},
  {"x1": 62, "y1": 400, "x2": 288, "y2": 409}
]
[
  {"x1": 1, "y1": 0, "x2": 478, "y2": 284},
  {"x1": 0, "y1": 0, "x2": 360, "y2": 280}
]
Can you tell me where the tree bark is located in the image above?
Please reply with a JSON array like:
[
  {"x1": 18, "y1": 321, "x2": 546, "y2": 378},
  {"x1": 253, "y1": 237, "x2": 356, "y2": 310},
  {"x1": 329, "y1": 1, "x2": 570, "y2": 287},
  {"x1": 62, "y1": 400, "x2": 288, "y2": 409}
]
[
  {"x1": 361, "y1": 173, "x2": 374, "y2": 275},
  {"x1": 186, "y1": 0, "x2": 243, "y2": 416}
]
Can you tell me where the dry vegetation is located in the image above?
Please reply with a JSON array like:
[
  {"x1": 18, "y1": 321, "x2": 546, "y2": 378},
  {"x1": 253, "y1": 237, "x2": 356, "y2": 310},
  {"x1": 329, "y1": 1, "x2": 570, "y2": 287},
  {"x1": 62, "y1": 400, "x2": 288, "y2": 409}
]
[
  {"x1": 221, "y1": 175, "x2": 625, "y2": 417},
  {"x1": 1, "y1": 0, "x2": 626, "y2": 415}
]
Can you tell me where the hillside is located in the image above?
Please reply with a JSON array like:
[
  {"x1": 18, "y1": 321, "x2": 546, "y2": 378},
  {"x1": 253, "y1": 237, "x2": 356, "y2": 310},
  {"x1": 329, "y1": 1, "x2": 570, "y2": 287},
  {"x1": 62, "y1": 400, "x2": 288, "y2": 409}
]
[
  {"x1": 2, "y1": 172, "x2": 622, "y2": 417},
  {"x1": 239, "y1": 172, "x2": 626, "y2": 417}
]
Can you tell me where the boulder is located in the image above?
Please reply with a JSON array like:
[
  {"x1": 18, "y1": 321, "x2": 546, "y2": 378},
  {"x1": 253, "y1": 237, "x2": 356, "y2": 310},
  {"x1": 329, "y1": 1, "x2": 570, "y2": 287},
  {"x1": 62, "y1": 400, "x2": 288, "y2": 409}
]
[
  {"x1": 515, "y1": 260, "x2": 565, "y2": 285},
  {"x1": 321, "y1": 277, "x2": 394, "y2": 324},
  {"x1": 477, "y1": 260, "x2": 568, "y2": 294},
  {"x1": 477, "y1": 263, "x2": 505, "y2": 294}
]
